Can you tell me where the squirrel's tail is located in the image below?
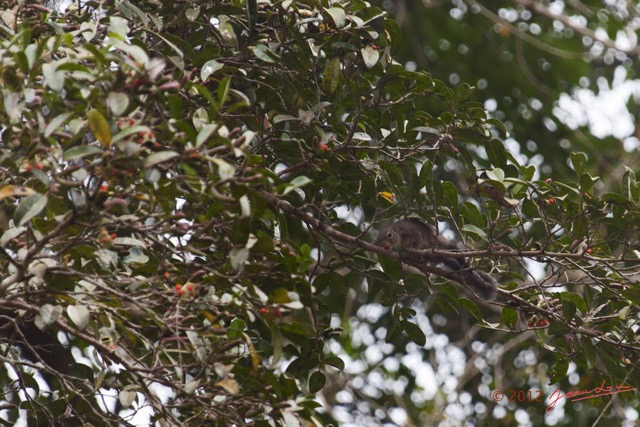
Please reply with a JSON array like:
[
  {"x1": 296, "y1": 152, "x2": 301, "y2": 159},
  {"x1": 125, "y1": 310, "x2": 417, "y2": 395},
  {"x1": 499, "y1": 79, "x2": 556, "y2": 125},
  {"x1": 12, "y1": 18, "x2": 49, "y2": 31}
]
[{"x1": 454, "y1": 269, "x2": 498, "y2": 301}]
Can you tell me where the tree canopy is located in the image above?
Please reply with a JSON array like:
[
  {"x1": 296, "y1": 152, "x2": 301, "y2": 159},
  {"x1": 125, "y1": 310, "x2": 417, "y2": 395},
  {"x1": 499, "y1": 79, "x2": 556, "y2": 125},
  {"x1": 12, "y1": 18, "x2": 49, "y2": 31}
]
[{"x1": 0, "y1": 0, "x2": 639, "y2": 426}]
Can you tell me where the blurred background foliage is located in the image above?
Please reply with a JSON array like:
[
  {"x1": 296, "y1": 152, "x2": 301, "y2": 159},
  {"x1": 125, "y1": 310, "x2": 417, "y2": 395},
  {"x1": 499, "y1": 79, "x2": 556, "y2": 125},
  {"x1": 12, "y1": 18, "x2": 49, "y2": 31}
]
[{"x1": 0, "y1": 0, "x2": 639, "y2": 426}]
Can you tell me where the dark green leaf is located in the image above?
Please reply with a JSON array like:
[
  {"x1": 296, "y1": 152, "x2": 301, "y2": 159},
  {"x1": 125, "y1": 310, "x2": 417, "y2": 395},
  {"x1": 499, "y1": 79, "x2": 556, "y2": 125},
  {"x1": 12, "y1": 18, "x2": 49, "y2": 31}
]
[
  {"x1": 308, "y1": 371, "x2": 326, "y2": 393},
  {"x1": 401, "y1": 320, "x2": 426, "y2": 346}
]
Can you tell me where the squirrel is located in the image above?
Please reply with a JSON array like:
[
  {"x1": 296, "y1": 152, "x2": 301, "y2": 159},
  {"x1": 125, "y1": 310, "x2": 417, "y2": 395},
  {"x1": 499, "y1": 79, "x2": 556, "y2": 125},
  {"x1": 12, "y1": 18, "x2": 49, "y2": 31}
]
[{"x1": 376, "y1": 218, "x2": 497, "y2": 300}]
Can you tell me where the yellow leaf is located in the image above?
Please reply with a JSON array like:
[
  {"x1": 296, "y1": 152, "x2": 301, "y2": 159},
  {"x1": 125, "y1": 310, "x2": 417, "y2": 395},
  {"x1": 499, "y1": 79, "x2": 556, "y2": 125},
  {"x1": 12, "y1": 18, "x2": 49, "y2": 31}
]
[
  {"x1": 0, "y1": 185, "x2": 34, "y2": 201},
  {"x1": 322, "y1": 57, "x2": 341, "y2": 95},
  {"x1": 215, "y1": 378, "x2": 240, "y2": 395},
  {"x1": 269, "y1": 288, "x2": 292, "y2": 303},
  {"x1": 378, "y1": 191, "x2": 395, "y2": 203},
  {"x1": 201, "y1": 310, "x2": 218, "y2": 323},
  {"x1": 87, "y1": 109, "x2": 112, "y2": 148},
  {"x1": 243, "y1": 332, "x2": 260, "y2": 369}
]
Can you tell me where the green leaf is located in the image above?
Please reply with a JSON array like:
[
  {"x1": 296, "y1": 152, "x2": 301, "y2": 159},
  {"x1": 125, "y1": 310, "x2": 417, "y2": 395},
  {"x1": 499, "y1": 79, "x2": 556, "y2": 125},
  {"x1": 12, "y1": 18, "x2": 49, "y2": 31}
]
[
  {"x1": 308, "y1": 371, "x2": 326, "y2": 393},
  {"x1": 458, "y1": 298, "x2": 483, "y2": 322},
  {"x1": 377, "y1": 255, "x2": 404, "y2": 280},
  {"x1": 37, "y1": 304, "x2": 62, "y2": 327},
  {"x1": 461, "y1": 224, "x2": 488, "y2": 241},
  {"x1": 622, "y1": 166, "x2": 639, "y2": 203},
  {"x1": 67, "y1": 305, "x2": 90, "y2": 330},
  {"x1": 461, "y1": 202, "x2": 486, "y2": 228},
  {"x1": 602, "y1": 192, "x2": 632, "y2": 205},
  {"x1": 579, "y1": 173, "x2": 598, "y2": 193},
  {"x1": 144, "y1": 151, "x2": 179, "y2": 167},
  {"x1": 228, "y1": 318, "x2": 246, "y2": 340},
  {"x1": 323, "y1": 356, "x2": 345, "y2": 371},
  {"x1": 107, "y1": 92, "x2": 129, "y2": 115},
  {"x1": 324, "y1": 7, "x2": 346, "y2": 28},
  {"x1": 549, "y1": 356, "x2": 569, "y2": 384},
  {"x1": 580, "y1": 337, "x2": 596, "y2": 370},
  {"x1": 569, "y1": 152, "x2": 587, "y2": 176},
  {"x1": 251, "y1": 44, "x2": 279, "y2": 63},
  {"x1": 361, "y1": 45, "x2": 380, "y2": 69},
  {"x1": 112, "y1": 125, "x2": 152, "y2": 144},
  {"x1": 196, "y1": 124, "x2": 218, "y2": 146},
  {"x1": 442, "y1": 181, "x2": 458, "y2": 207},
  {"x1": 42, "y1": 62, "x2": 65, "y2": 91},
  {"x1": 485, "y1": 168, "x2": 505, "y2": 183},
  {"x1": 401, "y1": 320, "x2": 426, "y2": 346},
  {"x1": 486, "y1": 139, "x2": 507, "y2": 167},
  {"x1": 487, "y1": 118, "x2": 509, "y2": 136},
  {"x1": 419, "y1": 159, "x2": 433, "y2": 188},
  {"x1": 520, "y1": 164, "x2": 535, "y2": 181},
  {"x1": 455, "y1": 83, "x2": 475, "y2": 103},
  {"x1": 282, "y1": 176, "x2": 312, "y2": 195},
  {"x1": 501, "y1": 307, "x2": 518, "y2": 329},
  {"x1": 322, "y1": 57, "x2": 341, "y2": 95},
  {"x1": 560, "y1": 292, "x2": 587, "y2": 314},
  {"x1": 63, "y1": 145, "x2": 103, "y2": 161},
  {"x1": 110, "y1": 38, "x2": 149, "y2": 65},
  {"x1": 312, "y1": 272, "x2": 347, "y2": 294},
  {"x1": 201, "y1": 59, "x2": 223, "y2": 81},
  {"x1": 15, "y1": 193, "x2": 47, "y2": 226},
  {"x1": 217, "y1": 75, "x2": 231, "y2": 106},
  {"x1": 44, "y1": 112, "x2": 73, "y2": 138}
]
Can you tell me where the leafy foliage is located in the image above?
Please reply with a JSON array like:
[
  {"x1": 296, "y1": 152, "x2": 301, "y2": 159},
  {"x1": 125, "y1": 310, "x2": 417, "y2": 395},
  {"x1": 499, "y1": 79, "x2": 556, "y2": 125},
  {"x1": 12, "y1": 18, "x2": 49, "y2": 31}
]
[{"x1": 0, "y1": 1, "x2": 639, "y2": 426}]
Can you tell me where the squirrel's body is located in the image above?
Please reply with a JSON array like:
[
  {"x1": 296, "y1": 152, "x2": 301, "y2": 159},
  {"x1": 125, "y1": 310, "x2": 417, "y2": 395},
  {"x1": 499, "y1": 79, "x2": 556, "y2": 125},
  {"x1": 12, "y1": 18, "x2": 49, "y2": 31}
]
[{"x1": 377, "y1": 219, "x2": 497, "y2": 300}]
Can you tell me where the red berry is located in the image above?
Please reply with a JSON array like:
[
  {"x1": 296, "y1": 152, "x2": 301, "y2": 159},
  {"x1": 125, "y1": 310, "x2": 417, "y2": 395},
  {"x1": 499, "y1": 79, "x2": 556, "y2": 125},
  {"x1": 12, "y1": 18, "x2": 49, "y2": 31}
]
[
  {"x1": 274, "y1": 307, "x2": 282, "y2": 318},
  {"x1": 260, "y1": 307, "x2": 268, "y2": 315},
  {"x1": 26, "y1": 164, "x2": 33, "y2": 172},
  {"x1": 585, "y1": 248, "x2": 592, "y2": 254},
  {"x1": 546, "y1": 198, "x2": 555, "y2": 205},
  {"x1": 36, "y1": 163, "x2": 43, "y2": 170},
  {"x1": 110, "y1": 233, "x2": 117, "y2": 240}
]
